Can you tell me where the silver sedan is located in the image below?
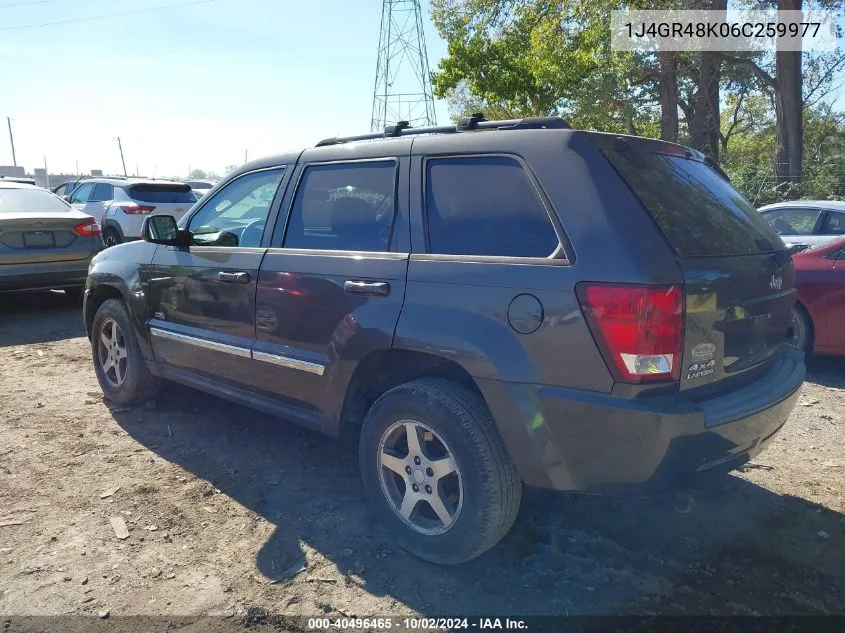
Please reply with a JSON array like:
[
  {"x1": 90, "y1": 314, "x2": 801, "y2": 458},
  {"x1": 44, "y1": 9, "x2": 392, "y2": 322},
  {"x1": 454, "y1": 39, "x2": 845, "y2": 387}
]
[{"x1": 0, "y1": 180, "x2": 104, "y2": 302}]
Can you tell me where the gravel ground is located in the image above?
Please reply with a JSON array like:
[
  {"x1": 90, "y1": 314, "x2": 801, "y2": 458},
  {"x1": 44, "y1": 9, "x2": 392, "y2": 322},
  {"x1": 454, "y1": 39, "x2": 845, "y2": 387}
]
[{"x1": 0, "y1": 291, "x2": 843, "y2": 626}]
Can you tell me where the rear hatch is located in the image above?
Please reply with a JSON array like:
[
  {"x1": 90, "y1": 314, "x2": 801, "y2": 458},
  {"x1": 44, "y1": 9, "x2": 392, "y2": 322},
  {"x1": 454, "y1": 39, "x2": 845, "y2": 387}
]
[
  {"x1": 598, "y1": 137, "x2": 794, "y2": 390},
  {"x1": 125, "y1": 183, "x2": 196, "y2": 222}
]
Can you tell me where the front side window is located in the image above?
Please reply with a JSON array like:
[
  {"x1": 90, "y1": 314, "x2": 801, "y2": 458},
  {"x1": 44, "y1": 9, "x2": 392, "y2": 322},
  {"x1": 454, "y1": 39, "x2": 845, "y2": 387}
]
[
  {"x1": 69, "y1": 183, "x2": 94, "y2": 204},
  {"x1": 764, "y1": 208, "x2": 822, "y2": 237},
  {"x1": 284, "y1": 161, "x2": 397, "y2": 252},
  {"x1": 425, "y1": 156, "x2": 559, "y2": 258},
  {"x1": 188, "y1": 168, "x2": 284, "y2": 248}
]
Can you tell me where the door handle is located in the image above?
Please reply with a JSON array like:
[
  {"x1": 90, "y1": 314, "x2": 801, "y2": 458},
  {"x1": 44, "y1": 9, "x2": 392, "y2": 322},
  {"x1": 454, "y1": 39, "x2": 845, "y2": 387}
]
[
  {"x1": 218, "y1": 271, "x2": 250, "y2": 284},
  {"x1": 344, "y1": 280, "x2": 390, "y2": 297}
]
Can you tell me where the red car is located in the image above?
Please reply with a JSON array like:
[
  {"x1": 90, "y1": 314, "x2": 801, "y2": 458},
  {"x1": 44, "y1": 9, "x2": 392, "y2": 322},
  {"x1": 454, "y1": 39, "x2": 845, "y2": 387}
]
[{"x1": 791, "y1": 236, "x2": 845, "y2": 355}]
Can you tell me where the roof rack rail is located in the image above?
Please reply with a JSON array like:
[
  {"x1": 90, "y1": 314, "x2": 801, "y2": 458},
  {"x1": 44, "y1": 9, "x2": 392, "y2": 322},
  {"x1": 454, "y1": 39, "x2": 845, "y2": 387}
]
[{"x1": 315, "y1": 116, "x2": 571, "y2": 147}]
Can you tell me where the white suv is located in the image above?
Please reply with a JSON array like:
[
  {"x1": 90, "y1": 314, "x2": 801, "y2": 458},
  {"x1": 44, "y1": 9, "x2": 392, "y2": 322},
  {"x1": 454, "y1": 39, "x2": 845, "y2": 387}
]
[{"x1": 68, "y1": 178, "x2": 197, "y2": 247}]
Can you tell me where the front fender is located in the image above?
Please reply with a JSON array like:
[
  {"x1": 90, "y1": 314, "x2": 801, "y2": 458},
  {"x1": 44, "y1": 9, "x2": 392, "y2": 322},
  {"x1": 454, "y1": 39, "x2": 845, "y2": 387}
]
[{"x1": 85, "y1": 241, "x2": 159, "y2": 360}]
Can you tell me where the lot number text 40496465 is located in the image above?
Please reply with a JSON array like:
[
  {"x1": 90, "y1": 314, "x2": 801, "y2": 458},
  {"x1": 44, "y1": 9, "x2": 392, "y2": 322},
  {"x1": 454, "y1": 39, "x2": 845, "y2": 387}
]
[{"x1": 307, "y1": 617, "x2": 529, "y2": 630}]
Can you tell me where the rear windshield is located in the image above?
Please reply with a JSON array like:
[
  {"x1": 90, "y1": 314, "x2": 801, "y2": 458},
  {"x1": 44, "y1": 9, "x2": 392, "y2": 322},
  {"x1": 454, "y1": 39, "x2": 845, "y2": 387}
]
[
  {"x1": 127, "y1": 184, "x2": 196, "y2": 204},
  {"x1": 603, "y1": 150, "x2": 783, "y2": 257},
  {"x1": 0, "y1": 188, "x2": 71, "y2": 213}
]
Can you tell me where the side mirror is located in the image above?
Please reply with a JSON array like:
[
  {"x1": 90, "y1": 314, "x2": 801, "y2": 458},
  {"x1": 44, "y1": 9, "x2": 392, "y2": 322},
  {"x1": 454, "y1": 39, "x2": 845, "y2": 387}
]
[{"x1": 142, "y1": 215, "x2": 190, "y2": 247}]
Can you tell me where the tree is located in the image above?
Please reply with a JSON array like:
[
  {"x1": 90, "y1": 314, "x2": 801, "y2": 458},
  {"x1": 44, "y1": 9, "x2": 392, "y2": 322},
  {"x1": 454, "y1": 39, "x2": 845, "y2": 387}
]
[{"x1": 189, "y1": 168, "x2": 208, "y2": 179}]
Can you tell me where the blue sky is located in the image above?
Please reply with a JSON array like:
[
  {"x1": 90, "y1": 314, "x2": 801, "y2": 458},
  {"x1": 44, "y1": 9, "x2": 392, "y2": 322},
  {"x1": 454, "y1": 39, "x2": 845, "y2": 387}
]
[
  {"x1": 1, "y1": 1, "x2": 844, "y2": 178},
  {"x1": 0, "y1": 0, "x2": 452, "y2": 177}
]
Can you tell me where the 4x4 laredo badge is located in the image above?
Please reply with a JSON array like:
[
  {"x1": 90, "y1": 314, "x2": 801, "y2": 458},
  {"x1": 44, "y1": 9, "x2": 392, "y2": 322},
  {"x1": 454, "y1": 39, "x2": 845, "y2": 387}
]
[{"x1": 687, "y1": 343, "x2": 716, "y2": 380}]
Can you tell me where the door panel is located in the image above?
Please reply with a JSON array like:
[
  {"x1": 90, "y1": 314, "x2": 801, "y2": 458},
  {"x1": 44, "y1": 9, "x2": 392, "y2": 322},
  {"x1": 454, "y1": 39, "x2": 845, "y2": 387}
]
[
  {"x1": 144, "y1": 166, "x2": 289, "y2": 388},
  {"x1": 827, "y1": 258, "x2": 845, "y2": 349},
  {"x1": 146, "y1": 247, "x2": 264, "y2": 387},
  {"x1": 254, "y1": 147, "x2": 412, "y2": 421},
  {"x1": 253, "y1": 251, "x2": 409, "y2": 412}
]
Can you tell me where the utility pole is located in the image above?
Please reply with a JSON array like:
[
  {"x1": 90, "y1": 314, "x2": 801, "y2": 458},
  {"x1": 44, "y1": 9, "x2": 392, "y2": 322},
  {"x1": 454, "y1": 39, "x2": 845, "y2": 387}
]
[
  {"x1": 244, "y1": 149, "x2": 248, "y2": 163},
  {"x1": 43, "y1": 156, "x2": 50, "y2": 189},
  {"x1": 75, "y1": 160, "x2": 79, "y2": 176},
  {"x1": 116, "y1": 137, "x2": 127, "y2": 177},
  {"x1": 7, "y1": 117, "x2": 17, "y2": 167}
]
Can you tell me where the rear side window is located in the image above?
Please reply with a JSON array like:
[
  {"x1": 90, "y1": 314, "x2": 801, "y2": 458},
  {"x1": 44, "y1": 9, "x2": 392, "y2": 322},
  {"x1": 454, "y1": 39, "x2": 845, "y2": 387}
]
[
  {"x1": 128, "y1": 184, "x2": 196, "y2": 204},
  {"x1": 91, "y1": 183, "x2": 113, "y2": 201},
  {"x1": 764, "y1": 208, "x2": 822, "y2": 236},
  {"x1": 425, "y1": 156, "x2": 558, "y2": 258},
  {"x1": 284, "y1": 161, "x2": 396, "y2": 252},
  {"x1": 604, "y1": 151, "x2": 783, "y2": 257}
]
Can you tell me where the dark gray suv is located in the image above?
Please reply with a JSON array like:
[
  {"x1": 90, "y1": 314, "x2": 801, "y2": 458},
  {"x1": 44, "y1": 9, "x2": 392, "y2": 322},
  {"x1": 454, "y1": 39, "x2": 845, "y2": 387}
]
[{"x1": 83, "y1": 117, "x2": 805, "y2": 564}]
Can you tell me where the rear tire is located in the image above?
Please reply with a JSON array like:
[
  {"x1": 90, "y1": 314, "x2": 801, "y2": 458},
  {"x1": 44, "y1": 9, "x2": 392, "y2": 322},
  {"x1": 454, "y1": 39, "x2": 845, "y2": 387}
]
[
  {"x1": 790, "y1": 304, "x2": 812, "y2": 354},
  {"x1": 102, "y1": 228, "x2": 122, "y2": 248},
  {"x1": 359, "y1": 378, "x2": 522, "y2": 565},
  {"x1": 91, "y1": 299, "x2": 159, "y2": 406}
]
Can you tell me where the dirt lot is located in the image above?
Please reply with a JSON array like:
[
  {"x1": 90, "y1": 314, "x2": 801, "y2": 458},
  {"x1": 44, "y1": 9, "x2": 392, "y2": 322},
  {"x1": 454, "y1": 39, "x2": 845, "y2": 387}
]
[{"x1": 1, "y1": 291, "x2": 844, "y2": 625}]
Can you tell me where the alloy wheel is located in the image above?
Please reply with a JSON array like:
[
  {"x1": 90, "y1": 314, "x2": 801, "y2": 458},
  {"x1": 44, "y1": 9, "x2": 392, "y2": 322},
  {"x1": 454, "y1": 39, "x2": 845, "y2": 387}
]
[
  {"x1": 97, "y1": 318, "x2": 128, "y2": 388},
  {"x1": 377, "y1": 419, "x2": 463, "y2": 536}
]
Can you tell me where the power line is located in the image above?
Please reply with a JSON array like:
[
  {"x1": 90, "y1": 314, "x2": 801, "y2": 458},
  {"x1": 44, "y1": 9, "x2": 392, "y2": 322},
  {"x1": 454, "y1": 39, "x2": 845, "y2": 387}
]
[
  {"x1": 0, "y1": 0, "x2": 55, "y2": 9},
  {"x1": 0, "y1": 0, "x2": 219, "y2": 30}
]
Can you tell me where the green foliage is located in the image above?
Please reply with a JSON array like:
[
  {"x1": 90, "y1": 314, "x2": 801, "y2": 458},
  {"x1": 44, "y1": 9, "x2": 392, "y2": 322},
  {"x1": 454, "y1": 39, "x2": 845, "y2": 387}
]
[{"x1": 723, "y1": 105, "x2": 845, "y2": 205}]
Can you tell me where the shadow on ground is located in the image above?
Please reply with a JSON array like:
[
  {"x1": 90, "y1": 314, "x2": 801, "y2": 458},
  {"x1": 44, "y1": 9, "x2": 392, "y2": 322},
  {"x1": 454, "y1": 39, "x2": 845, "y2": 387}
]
[
  {"x1": 0, "y1": 290, "x2": 84, "y2": 347},
  {"x1": 806, "y1": 356, "x2": 845, "y2": 389},
  {"x1": 113, "y1": 384, "x2": 845, "y2": 617}
]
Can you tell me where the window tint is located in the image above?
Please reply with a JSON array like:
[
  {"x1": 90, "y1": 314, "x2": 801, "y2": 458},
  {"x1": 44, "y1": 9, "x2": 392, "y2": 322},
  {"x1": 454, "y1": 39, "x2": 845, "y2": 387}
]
[
  {"x1": 91, "y1": 183, "x2": 113, "y2": 202},
  {"x1": 763, "y1": 208, "x2": 822, "y2": 236},
  {"x1": 188, "y1": 168, "x2": 283, "y2": 248},
  {"x1": 128, "y1": 184, "x2": 196, "y2": 204},
  {"x1": 285, "y1": 162, "x2": 396, "y2": 252},
  {"x1": 605, "y1": 151, "x2": 784, "y2": 257},
  {"x1": 69, "y1": 183, "x2": 94, "y2": 204},
  {"x1": 821, "y1": 211, "x2": 845, "y2": 235},
  {"x1": 425, "y1": 156, "x2": 558, "y2": 258}
]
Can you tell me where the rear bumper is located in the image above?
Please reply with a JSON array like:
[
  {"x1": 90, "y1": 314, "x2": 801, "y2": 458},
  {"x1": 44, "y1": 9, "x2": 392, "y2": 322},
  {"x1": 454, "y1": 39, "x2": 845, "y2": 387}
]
[
  {"x1": 478, "y1": 346, "x2": 805, "y2": 493},
  {"x1": 0, "y1": 264, "x2": 90, "y2": 292}
]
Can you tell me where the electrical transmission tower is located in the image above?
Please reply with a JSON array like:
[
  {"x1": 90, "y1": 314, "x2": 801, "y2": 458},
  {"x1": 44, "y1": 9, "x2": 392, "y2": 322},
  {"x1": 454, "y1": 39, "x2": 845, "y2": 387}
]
[{"x1": 371, "y1": 0, "x2": 437, "y2": 132}]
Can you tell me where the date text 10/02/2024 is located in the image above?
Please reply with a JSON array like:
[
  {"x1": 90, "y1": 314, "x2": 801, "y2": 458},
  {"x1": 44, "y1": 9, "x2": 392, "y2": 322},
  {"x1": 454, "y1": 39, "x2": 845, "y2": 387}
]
[{"x1": 307, "y1": 617, "x2": 529, "y2": 630}]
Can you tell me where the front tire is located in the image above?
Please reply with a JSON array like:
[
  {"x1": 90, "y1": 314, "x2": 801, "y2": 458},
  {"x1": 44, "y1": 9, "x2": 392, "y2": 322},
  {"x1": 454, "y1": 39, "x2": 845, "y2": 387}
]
[
  {"x1": 359, "y1": 378, "x2": 522, "y2": 565},
  {"x1": 92, "y1": 299, "x2": 159, "y2": 406}
]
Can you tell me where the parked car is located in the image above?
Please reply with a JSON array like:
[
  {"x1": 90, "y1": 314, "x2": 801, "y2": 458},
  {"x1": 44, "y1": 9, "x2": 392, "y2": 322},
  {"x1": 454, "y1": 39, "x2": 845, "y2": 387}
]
[
  {"x1": 52, "y1": 180, "x2": 80, "y2": 199},
  {"x1": 1, "y1": 175, "x2": 38, "y2": 186},
  {"x1": 183, "y1": 179, "x2": 215, "y2": 199},
  {"x1": 84, "y1": 117, "x2": 804, "y2": 564},
  {"x1": 0, "y1": 181, "x2": 103, "y2": 301},
  {"x1": 68, "y1": 177, "x2": 197, "y2": 247},
  {"x1": 758, "y1": 200, "x2": 845, "y2": 252},
  {"x1": 789, "y1": 236, "x2": 845, "y2": 356}
]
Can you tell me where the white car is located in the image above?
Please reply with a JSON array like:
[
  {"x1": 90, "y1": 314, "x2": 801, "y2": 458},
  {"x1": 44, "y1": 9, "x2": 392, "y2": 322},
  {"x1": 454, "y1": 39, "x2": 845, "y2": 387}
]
[
  {"x1": 68, "y1": 177, "x2": 197, "y2": 247},
  {"x1": 758, "y1": 200, "x2": 845, "y2": 252}
]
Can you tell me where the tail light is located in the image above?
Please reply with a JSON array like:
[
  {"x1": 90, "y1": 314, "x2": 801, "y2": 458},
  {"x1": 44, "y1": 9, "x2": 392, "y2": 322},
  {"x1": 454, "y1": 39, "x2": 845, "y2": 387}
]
[
  {"x1": 576, "y1": 283, "x2": 683, "y2": 383},
  {"x1": 73, "y1": 219, "x2": 101, "y2": 236},
  {"x1": 119, "y1": 204, "x2": 155, "y2": 214}
]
